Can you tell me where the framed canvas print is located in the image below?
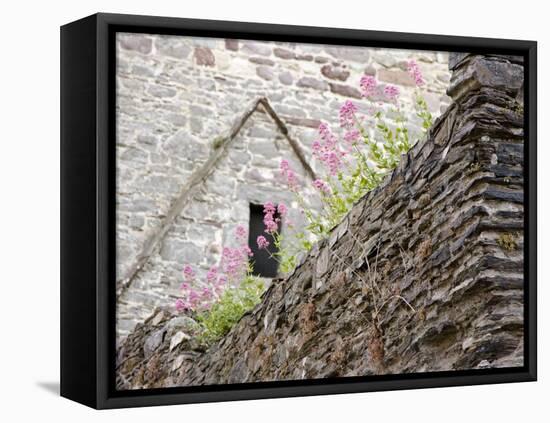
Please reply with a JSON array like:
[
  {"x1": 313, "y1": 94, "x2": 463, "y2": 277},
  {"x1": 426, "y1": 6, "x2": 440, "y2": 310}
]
[{"x1": 60, "y1": 13, "x2": 537, "y2": 409}]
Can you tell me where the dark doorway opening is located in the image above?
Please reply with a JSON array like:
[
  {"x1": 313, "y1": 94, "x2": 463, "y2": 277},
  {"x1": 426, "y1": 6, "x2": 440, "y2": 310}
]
[{"x1": 248, "y1": 203, "x2": 279, "y2": 278}]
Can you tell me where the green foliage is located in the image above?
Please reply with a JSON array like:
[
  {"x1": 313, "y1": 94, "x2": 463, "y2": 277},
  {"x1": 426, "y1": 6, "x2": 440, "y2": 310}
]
[
  {"x1": 196, "y1": 275, "x2": 265, "y2": 345},
  {"x1": 415, "y1": 94, "x2": 433, "y2": 132},
  {"x1": 300, "y1": 101, "x2": 429, "y2": 244}
]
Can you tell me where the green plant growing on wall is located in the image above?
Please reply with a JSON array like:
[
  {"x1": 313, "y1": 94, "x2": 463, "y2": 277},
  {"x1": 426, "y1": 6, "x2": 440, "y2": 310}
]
[
  {"x1": 196, "y1": 275, "x2": 264, "y2": 345},
  {"x1": 266, "y1": 59, "x2": 434, "y2": 264},
  {"x1": 175, "y1": 226, "x2": 264, "y2": 346}
]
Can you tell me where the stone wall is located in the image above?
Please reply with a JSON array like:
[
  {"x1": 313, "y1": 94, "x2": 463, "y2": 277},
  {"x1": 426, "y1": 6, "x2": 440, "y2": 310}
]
[
  {"x1": 116, "y1": 53, "x2": 525, "y2": 389},
  {"x1": 115, "y1": 33, "x2": 452, "y2": 340}
]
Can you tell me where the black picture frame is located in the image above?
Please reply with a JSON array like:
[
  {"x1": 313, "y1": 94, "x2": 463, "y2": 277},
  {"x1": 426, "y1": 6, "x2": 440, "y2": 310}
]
[{"x1": 60, "y1": 12, "x2": 537, "y2": 409}]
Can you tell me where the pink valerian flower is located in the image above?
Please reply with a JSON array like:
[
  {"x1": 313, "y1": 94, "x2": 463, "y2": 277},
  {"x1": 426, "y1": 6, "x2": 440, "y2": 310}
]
[
  {"x1": 221, "y1": 246, "x2": 248, "y2": 281},
  {"x1": 339, "y1": 100, "x2": 358, "y2": 129},
  {"x1": 175, "y1": 298, "x2": 190, "y2": 312},
  {"x1": 263, "y1": 201, "x2": 279, "y2": 234},
  {"x1": 176, "y1": 222, "x2": 256, "y2": 313},
  {"x1": 188, "y1": 289, "x2": 200, "y2": 308},
  {"x1": 242, "y1": 245, "x2": 253, "y2": 257},
  {"x1": 324, "y1": 150, "x2": 344, "y2": 176},
  {"x1": 407, "y1": 60, "x2": 425, "y2": 87},
  {"x1": 312, "y1": 140, "x2": 322, "y2": 157},
  {"x1": 257, "y1": 235, "x2": 270, "y2": 249},
  {"x1": 360, "y1": 75, "x2": 377, "y2": 99},
  {"x1": 263, "y1": 201, "x2": 276, "y2": 215},
  {"x1": 313, "y1": 179, "x2": 331, "y2": 194},
  {"x1": 206, "y1": 266, "x2": 218, "y2": 283},
  {"x1": 183, "y1": 264, "x2": 195, "y2": 282},
  {"x1": 201, "y1": 287, "x2": 213, "y2": 300},
  {"x1": 343, "y1": 129, "x2": 360, "y2": 146},
  {"x1": 280, "y1": 160, "x2": 299, "y2": 191},
  {"x1": 314, "y1": 122, "x2": 346, "y2": 176},
  {"x1": 384, "y1": 85, "x2": 400, "y2": 103},
  {"x1": 318, "y1": 123, "x2": 337, "y2": 149},
  {"x1": 280, "y1": 159, "x2": 290, "y2": 173},
  {"x1": 277, "y1": 203, "x2": 288, "y2": 217},
  {"x1": 235, "y1": 225, "x2": 247, "y2": 241}
]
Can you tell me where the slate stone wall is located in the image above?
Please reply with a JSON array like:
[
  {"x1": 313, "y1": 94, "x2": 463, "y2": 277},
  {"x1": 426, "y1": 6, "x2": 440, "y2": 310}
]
[
  {"x1": 116, "y1": 53, "x2": 524, "y2": 389},
  {"x1": 115, "y1": 33, "x2": 452, "y2": 340}
]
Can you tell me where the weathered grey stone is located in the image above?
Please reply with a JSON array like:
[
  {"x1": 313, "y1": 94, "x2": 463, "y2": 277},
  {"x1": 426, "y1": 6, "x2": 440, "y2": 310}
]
[
  {"x1": 256, "y1": 66, "x2": 275, "y2": 81},
  {"x1": 448, "y1": 53, "x2": 471, "y2": 70},
  {"x1": 278, "y1": 71, "x2": 294, "y2": 85},
  {"x1": 189, "y1": 105, "x2": 212, "y2": 118},
  {"x1": 169, "y1": 331, "x2": 190, "y2": 351},
  {"x1": 364, "y1": 65, "x2": 376, "y2": 76},
  {"x1": 160, "y1": 239, "x2": 202, "y2": 262},
  {"x1": 274, "y1": 47, "x2": 295, "y2": 60},
  {"x1": 143, "y1": 329, "x2": 164, "y2": 358},
  {"x1": 131, "y1": 64, "x2": 155, "y2": 77},
  {"x1": 378, "y1": 69, "x2": 416, "y2": 87},
  {"x1": 120, "y1": 147, "x2": 148, "y2": 164},
  {"x1": 248, "y1": 139, "x2": 279, "y2": 157},
  {"x1": 249, "y1": 57, "x2": 275, "y2": 66},
  {"x1": 325, "y1": 46, "x2": 370, "y2": 63},
  {"x1": 248, "y1": 125, "x2": 278, "y2": 138},
  {"x1": 137, "y1": 175, "x2": 180, "y2": 194},
  {"x1": 374, "y1": 51, "x2": 397, "y2": 68},
  {"x1": 242, "y1": 42, "x2": 271, "y2": 57},
  {"x1": 225, "y1": 39, "x2": 239, "y2": 51},
  {"x1": 166, "y1": 113, "x2": 187, "y2": 127},
  {"x1": 194, "y1": 47, "x2": 216, "y2": 66},
  {"x1": 297, "y1": 77, "x2": 328, "y2": 91},
  {"x1": 447, "y1": 55, "x2": 524, "y2": 100},
  {"x1": 164, "y1": 131, "x2": 208, "y2": 159},
  {"x1": 189, "y1": 118, "x2": 203, "y2": 133},
  {"x1": 283, "y1": 116, "x2": 322, "y2": 129},
  {"x1": 273, "y1": 104, "x2": 307, "y2": 118},
  {"x1": 155, "y1": 37, "x2": 192, "y2": 59},
  {"x1": 148, "y1": 85, "x2": 177, "y2": 98},
  {"x1": 119, "y1": 34, "x2": 152, "y2": 54},
  {"x1": 329, "y1": 83, "x2": 362, "y2": 99},
  {"x1": 128, "y1": 215, "x2": 145, "y2": 230},
  {"x1": 321, "y1": 64, "x2": 350, "y2": 81}
]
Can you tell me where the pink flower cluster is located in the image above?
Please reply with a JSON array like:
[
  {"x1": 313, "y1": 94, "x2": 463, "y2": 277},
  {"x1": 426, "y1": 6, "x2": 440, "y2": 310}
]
[
  {"x1": 175, "y1": 226, "x2": 252, "y2": 313},
  {"x1": 407, "y1": 60, "x2": 425, "y2": 87},
  {"x1": 312, "y1": 178, "x2": 331, "y2": 194},
  {"x1": 360, "y1": 75, "x2": 377, "y2": 99},
  {"x1": 312, "y1": 123, "x2": 346, "y2": 176},
  {"x1": 384, "y1": 85, "x2": 400, "y2": 103},
  {"x1": 280, "y1": 159, "x2": 299, "y2": 191},
  {"x1": 343, "y1": 128, "x2": 360, "y2": 146},
  {"x1": 361, "y1": 73, "x2": 400, "y2": 103},
  {"x1": 256, "y1": 235, "x2": 269, "y2": 250},
  {"x1": 176, "y1": 264, "x2": 223, "y2": 313},
  {"x1": 339, "y1": 100, "x2": 358, "y2": 129},
  {"x1": 262, "y1": 201, "x2": 279, "y2": 234}
]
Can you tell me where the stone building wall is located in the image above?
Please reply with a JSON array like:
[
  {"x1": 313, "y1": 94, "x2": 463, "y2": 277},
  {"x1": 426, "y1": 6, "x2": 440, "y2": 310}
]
[
  {"x1": 116, "y1": 53, "x2": 525, "y2": 389},
  {"x1": 116, "y1": 32, "x2": 452, "y2": 340}
]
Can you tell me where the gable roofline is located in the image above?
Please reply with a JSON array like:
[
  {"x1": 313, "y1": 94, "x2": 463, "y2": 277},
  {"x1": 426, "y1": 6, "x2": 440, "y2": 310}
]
[{"x1": 117, "y1": 97, "x2": 318, "y2": 299}]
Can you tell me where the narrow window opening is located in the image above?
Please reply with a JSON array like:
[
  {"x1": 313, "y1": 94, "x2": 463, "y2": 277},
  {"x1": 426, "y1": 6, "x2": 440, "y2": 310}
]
[{"x1": 248, "y1": 203, "x2": 279, "y2": 278}]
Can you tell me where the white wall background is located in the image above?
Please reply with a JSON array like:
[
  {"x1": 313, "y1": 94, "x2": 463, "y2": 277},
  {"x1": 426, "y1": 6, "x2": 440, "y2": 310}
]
[{"x1": 0, "y1": 0, "x2": 546, "y2": 420}]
